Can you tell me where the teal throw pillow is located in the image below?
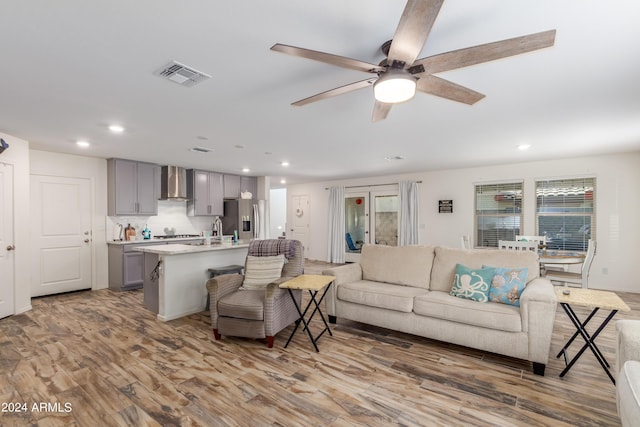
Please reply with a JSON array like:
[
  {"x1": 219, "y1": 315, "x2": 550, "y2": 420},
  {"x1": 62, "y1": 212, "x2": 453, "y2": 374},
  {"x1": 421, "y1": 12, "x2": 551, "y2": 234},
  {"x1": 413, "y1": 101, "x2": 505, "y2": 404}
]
[
  {"x1": 450, "y1": 264, "x2": 494, "y2": 302},
  {"x1": 484, "y1": 265, "x2": 528, "y2": 307}
]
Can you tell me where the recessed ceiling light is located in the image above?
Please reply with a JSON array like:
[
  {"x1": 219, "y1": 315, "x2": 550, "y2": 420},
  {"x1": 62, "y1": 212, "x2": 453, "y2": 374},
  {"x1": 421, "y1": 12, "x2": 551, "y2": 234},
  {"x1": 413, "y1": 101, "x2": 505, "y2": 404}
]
[
  {"x1": 242, "y1": 168, "x2": 250, "y2": 173},
  {"x1": 385, "y1": 155, "x2": 405, "y2": 161},
  {"x1": 280, "y1": 179, "x2": 286, "y2": 184},
  {"x1": 264, "y1": 151, "x2": 272, "y2": 155},
  {"x1": 518, "y1": 144, "x2": 531, "y2": 151},
  {"x1": 76, "y1": 140, "x2": 90, "y2": 148},
  {"x1": 281, "y1": 161, "x2": 289, "y2": 167},
  {"x1": 109, "y1": 125, "x2": 125, "y2": 133},
  {"x1": 234, "y1": 145, "x2": 244, "y2": 150},
  {"x1": 196, "y1": 135, "x2": 208, "y2": 140}
]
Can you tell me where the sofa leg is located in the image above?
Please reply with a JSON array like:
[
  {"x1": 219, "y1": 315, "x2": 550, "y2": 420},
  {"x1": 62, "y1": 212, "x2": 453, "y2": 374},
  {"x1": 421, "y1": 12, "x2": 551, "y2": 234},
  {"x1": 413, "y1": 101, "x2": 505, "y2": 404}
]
[
  {"x1": 532, "y1": 362, "x2": 546, "y2": 376},
  {"x1": 213, "y1": 328, "x2": 221, "y2": 341},
  {"x1": 266, "y1": 336, "x2": 274, "y2": 348},
  {"x1": 328, "y1": 315, "x2": 337, "y2": 324}
]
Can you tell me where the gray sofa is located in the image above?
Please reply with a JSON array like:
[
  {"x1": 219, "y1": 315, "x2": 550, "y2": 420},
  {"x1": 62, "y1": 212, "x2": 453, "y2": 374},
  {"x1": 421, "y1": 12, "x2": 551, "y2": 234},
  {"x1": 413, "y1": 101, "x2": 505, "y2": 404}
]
[
  {"x1": 616, "y1": 320, "x2": 640, "y2": 426},
  {"x1": 323, "y1": 244, "x2": 557, "y2": 375}
]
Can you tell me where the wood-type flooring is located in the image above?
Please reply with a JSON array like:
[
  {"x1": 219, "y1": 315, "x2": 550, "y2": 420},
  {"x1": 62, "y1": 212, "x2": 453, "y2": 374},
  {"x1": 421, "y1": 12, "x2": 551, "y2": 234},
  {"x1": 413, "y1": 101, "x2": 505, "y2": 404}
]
[{"x1": 1, "y1": 260, "x2": 639, "y2": 426}]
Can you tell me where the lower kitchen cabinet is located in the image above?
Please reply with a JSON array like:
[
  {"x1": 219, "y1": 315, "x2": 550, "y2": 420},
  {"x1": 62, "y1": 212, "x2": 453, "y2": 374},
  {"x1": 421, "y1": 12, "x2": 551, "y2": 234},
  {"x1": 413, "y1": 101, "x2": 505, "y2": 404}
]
[{"x1": 108, "y1": 239, "x2": 202, "y2": 291}]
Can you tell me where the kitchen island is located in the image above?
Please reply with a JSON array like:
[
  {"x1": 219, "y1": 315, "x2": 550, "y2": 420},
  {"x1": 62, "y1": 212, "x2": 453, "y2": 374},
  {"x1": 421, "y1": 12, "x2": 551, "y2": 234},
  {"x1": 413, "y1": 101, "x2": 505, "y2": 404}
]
[{"x1": 133, "y1": 243, "x2": 249, "y2": 321}]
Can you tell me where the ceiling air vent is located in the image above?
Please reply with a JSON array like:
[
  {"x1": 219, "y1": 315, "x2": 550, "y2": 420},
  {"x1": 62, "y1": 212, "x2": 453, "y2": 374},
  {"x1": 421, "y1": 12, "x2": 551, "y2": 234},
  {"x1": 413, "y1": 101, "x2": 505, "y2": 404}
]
[
  {"x1": 155, "y1": 61, "x2": 211, "y2": 87},
  {"x1": 190, "y1": 146, "x2": 213, "y2": 153}
]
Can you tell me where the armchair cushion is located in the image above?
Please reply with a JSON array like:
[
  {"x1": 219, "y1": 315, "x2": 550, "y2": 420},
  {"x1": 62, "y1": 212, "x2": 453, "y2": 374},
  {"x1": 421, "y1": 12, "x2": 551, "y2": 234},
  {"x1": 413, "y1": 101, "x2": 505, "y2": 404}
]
[
  {"x1": 241, "y1": 254, "x2": 286, "y2": 290},
  {"x1": 218, "y1": 289, "x2": 264, "y2": 320}
]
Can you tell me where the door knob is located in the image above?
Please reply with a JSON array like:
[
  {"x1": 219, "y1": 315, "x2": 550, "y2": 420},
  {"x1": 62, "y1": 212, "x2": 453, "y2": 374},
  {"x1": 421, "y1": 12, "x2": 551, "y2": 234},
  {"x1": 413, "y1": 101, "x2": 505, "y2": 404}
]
[
  {"x1": 6, "y1": 245, "x2": 15, "y2": 251},
  {"x1": 84, "y1": 239, "x2": 90, "y2": 243}
]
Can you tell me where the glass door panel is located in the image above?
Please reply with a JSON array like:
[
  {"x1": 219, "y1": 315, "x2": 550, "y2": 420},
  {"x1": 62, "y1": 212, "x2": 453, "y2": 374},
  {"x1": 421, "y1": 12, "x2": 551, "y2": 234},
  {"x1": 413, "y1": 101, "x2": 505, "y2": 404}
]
[
  {"x1": 372, "y1": 193, "x2": 398, "y2": 246},
  {"x1": 345, "y1": 194, "x2": 368, "y2": 263}
]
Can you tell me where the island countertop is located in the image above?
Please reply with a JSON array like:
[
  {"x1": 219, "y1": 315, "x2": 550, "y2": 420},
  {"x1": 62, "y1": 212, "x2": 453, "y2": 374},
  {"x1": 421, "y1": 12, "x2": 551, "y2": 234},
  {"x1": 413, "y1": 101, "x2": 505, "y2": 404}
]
[{"x1": 132, "y1": 242, "x2": 250, "y2": 255}]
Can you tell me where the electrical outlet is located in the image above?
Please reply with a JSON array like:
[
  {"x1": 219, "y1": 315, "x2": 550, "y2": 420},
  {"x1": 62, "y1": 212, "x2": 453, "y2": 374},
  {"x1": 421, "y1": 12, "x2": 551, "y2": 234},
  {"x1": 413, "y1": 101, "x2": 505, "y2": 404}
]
[{"x1": 601, "y1": 267, "x2": 608, "y2": 275}]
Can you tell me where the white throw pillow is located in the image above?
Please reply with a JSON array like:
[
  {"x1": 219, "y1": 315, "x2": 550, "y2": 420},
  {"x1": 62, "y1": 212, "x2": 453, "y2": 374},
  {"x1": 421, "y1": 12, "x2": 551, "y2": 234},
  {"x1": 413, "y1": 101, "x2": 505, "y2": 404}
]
[{"x1": 241, "y1": 255, "x2": 286, "y2": 290}]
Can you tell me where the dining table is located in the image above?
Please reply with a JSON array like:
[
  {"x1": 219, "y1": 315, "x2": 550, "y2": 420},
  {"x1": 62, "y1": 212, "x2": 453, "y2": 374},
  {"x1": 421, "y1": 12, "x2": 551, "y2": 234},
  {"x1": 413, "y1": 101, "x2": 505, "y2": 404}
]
[{"x1": 538, "y1": 249, "x2": 585, "y2": 272}]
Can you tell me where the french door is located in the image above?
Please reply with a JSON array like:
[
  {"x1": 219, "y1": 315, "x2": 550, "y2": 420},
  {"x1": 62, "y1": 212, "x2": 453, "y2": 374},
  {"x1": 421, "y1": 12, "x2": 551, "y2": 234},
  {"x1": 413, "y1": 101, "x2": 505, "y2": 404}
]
[{"x1": 344, "y1": 189, "x2": 398, "y2": 263}]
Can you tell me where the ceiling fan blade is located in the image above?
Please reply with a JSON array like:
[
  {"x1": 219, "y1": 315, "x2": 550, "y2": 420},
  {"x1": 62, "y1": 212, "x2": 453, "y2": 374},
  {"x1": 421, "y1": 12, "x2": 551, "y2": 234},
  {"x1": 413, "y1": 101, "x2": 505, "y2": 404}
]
[
  {"x1": 372, "y1": 101, "x2": 392, "y2": 122},
  {"x1": 292, "y1": 78, "x2": 376, "y2": 107},
  {"x1": 388, "y1": 0, "x2": 444, "y2": 67},
  {"x1": 417, "y1": 75, "x2": 485, "y2": 104},
  {"x1": 271, "y1": 44, "x2": 384, "y2": 74},
  {"x1": 414, "y1": 30, "x2": 556, "y2": 74}
]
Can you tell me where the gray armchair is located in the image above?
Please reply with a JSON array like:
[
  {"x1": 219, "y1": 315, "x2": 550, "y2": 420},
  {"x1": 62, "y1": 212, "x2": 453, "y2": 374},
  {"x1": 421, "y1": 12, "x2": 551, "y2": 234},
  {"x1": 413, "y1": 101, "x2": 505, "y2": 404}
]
[{"x1": 206, "y1": 239, "x2": 304, "y2": 347}]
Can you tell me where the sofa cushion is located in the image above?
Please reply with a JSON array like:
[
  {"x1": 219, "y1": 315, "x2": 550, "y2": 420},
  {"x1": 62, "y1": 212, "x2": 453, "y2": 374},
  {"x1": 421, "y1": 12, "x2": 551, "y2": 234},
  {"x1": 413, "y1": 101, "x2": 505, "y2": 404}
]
[
  {"x1": 450, "y1": 264, "x2": 494, "y2": 302},
  {"x1": 618, "y1": 360, "x2": 640, "y2": 427},
  {"x1": 486, "y1": 266, "x2": 528, "y2": 307},
  {"x1": 360, "y1": 244, "x2": 435, "y2": 289},
  {"x1": 337, "y1": 280, "x2": 429, "y2": 313},
  {"x1": 414, "y1": 291, "x2": 522, "y2": 332},
  {"x1": 430, "y1": 247, "x2": 540, "y2": 293}
]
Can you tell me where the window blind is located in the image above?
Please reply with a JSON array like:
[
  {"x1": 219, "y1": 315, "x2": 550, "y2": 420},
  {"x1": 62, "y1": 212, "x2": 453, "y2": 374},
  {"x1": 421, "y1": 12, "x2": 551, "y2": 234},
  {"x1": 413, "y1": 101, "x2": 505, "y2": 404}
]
[
  {"x1": 474, "y1": 182, "x2": 523, "y2": 248},
  {"x1": 536, "y1": 177, "x2": 595, "y2": 251}
]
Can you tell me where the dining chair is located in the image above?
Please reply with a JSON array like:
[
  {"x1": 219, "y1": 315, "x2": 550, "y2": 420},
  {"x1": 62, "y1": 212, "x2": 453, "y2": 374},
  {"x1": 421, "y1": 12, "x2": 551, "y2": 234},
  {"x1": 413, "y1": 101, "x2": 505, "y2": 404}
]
[
  {"x1": 544, "y1": 239, "x2": 596, "y2": 288},
  {"x1": 498, "y1": 240, "x2": 539, "y2": 252}
]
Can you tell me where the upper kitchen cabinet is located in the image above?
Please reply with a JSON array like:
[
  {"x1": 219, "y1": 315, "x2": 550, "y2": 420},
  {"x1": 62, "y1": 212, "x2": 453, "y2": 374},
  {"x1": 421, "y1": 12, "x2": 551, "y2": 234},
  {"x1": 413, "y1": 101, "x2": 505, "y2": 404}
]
[
  {"x1": 240, "y1": 176, "x2": 257, "y2": 199},
  {"x1": 187, "y1": 169, "x2": 223, "y2": 216},
  {"x1": 107, "y1": 158, "x2": 160, "y2": 216},
  {"x1": 223, "y1": 174, "x2": 241, "y2": 199}
]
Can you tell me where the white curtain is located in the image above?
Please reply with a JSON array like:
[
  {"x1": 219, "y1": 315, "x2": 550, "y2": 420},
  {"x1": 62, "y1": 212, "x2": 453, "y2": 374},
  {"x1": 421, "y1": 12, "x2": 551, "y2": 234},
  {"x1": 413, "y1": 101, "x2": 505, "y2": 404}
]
[
  {"x1": 327, "y1": 186, "x2": 345, "y2": 263},
  {"x1": 398, "y1": 180, "x2": 420, "y2": 246}
]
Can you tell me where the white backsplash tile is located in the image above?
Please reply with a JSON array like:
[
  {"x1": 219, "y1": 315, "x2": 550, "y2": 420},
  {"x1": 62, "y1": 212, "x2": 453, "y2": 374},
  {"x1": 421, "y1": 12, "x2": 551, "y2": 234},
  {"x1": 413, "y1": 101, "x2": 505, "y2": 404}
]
[{"x1": 106, "y1": 200, "x2": 216, "y2": 241}]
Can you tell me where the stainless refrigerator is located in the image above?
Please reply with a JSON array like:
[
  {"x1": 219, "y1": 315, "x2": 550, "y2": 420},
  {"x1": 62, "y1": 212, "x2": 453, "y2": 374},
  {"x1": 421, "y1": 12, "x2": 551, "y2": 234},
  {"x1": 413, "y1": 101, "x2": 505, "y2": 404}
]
[{"x1": 223, "y1": 199, "x2": 255, "y2": 240}]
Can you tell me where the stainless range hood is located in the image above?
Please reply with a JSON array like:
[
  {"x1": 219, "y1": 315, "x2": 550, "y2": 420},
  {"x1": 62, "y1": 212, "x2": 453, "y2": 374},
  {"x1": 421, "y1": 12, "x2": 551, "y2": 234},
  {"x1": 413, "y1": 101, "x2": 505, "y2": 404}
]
[{"x1": 160, "y1": 166, "x2": 189, "y2": 200}]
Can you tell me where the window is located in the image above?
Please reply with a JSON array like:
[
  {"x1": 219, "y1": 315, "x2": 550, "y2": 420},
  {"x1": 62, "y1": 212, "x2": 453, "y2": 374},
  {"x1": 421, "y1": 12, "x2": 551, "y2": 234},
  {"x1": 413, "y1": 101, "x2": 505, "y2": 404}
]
[
  {"x1": 536, "y1": 177, "x2": 595, "y2": 251},
  {"x1": 475, "y1": 182, "x2": 523, "y2": 248}
]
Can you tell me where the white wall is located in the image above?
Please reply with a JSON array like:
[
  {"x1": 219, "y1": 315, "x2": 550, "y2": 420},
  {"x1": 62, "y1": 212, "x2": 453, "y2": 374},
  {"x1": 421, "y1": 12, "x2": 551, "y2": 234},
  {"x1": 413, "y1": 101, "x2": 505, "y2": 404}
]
[
  {"x1": 286, "y1": 151, "x2": 640, "y2": 293},
  {"x1": 30, "y1": 150, "x2": 110, "y2": 290},
  {"x1": 269, "y1": 188, "x2": 287, "y2": 238},
  {"x1": 0, "y1": 132, "x2": 31, "y2": 313}
]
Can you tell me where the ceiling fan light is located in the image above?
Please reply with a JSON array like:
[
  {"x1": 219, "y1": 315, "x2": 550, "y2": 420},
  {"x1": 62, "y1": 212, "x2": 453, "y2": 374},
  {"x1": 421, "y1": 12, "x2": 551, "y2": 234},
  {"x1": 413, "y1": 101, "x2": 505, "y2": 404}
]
[{"x1": 374, "y1": 69, "x2": 416, "y2": 104}]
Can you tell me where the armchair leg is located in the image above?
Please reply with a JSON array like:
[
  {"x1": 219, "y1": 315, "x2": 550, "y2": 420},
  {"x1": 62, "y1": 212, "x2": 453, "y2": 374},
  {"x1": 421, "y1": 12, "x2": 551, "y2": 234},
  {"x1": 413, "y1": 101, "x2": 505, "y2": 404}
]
[
  {"x1": 532, "y1": 362, "x2": 546, "y2": 376},
  {"x1": 213, "y1": 328, "x2": 221, "y2": 341},
  {"x1": 266, "y1": 336, "x2": 274, "y2": 348},
  {"x1": 328, "y1": 315, "x2": 337, "y2": 324}
]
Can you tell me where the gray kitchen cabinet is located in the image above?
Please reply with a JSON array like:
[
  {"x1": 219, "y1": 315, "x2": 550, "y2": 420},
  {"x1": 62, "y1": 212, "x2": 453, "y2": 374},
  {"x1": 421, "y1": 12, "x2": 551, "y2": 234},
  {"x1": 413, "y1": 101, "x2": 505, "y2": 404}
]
[
  {"x1": 240, "y1": 176, "x2": 257, "y2": 199},
  {"x1": 223, "y1": 174, "x2": 241, "y2": 199},
  {"x1": 107, "y1": 158, "x2": 160, "y2": 216},
  {"x1": 187, "y1": 169, "x2": 223, "y2": 216},
  {"x1": 108, "y1": 239, "x2": 201, "y2": 291},
  {"x1": 108, "y1": 243, "x2": 151, "y2": 291}
]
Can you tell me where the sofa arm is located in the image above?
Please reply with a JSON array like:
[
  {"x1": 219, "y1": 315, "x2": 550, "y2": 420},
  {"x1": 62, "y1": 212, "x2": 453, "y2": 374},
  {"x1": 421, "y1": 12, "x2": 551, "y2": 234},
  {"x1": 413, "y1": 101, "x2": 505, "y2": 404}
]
[
  {"x1": 519, "y1": 277, "x2": 557, "y2": 364},
  {"x1": 616, "y1": 320, "x2": 640, "y2": 374},
  {"x1": 322, "y1": 263, "x2": 363, "y2": 316}
]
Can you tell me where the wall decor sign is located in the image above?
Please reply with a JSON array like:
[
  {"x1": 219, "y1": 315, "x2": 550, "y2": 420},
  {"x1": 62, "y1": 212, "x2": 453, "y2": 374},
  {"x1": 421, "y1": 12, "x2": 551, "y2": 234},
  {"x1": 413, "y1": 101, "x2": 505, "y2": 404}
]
[{"x1": 439, "y1": 200, "x2": 453, "y2": 213}]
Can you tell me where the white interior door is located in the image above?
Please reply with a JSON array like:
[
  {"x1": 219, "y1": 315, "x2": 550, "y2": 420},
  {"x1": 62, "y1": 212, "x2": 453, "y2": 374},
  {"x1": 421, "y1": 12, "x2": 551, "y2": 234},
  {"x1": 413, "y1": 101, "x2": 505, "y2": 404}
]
[
  {"x1": 31, "y1": 175, "x2": 92, "y2": 297},
  {"x1": 0, "y1": 163, "x2": 15, "y2": 318},
  {"x1": 289, "y1": 195, "x2": 310, "y2": 256}
]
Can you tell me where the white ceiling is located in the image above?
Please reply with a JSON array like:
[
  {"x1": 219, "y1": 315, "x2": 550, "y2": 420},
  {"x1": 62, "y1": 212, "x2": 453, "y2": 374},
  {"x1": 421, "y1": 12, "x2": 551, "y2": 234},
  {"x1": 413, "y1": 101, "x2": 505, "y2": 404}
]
[{"x1": 1, "y1": 1, "x2": 639, "y2": 186}]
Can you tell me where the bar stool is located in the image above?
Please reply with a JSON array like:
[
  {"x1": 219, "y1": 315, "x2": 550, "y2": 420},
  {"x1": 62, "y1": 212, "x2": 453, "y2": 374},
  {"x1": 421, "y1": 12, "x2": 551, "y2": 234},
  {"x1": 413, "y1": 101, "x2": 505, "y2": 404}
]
[{"x1": 205, "y1": 265, "x2": 244, "y2": 310}]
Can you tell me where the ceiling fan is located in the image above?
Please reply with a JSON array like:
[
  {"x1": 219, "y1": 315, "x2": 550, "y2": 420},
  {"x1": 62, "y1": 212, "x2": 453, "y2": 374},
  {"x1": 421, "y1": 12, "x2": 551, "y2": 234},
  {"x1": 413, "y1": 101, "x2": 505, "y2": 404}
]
[{"x1": 271, "y1": 0, "x2": 556, "y2": 122}]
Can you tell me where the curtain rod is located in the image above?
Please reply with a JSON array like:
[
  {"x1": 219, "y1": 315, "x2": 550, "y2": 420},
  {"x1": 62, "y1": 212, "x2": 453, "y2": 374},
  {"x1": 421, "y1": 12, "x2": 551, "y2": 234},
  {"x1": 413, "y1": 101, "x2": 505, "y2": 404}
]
[{"x1": 325, "y1": 180, "x2": 421, "y2": 190}]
